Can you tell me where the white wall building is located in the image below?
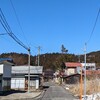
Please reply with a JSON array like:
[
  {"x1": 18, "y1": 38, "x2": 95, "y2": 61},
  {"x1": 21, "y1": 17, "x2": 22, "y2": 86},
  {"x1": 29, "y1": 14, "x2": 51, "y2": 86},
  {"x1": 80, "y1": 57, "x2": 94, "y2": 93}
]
[
  {"x1": 11, "y1": 66, "x2": 43, "y2": 90},
  {"x1": 81, "y1": 63, "x2": 96, "y2": 70}
]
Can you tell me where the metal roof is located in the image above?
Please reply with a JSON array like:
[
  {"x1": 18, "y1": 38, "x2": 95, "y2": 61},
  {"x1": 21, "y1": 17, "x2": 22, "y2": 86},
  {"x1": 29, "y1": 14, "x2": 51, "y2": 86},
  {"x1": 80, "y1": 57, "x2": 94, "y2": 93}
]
[
  {"x1": 65, "y1": 62, "x2": 82, "y2": 67},
  {"x1": 0, "y1": 61, "x2": 14, "y2": 65},
  {"x1": 0, "y1": 58, "x2": 14, "y2": 65},
  {"x1": 12, "y1": 66, "x2": 43, "y2": 74},
  {"x1": 0, "y1": 58, "x2": 13, "y2": 62}
]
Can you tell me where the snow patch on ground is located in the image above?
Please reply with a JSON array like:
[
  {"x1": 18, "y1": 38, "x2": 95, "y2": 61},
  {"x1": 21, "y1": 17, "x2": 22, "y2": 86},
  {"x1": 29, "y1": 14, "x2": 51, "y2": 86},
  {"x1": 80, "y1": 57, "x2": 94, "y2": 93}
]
[{"x1": 82, "y1": 93, "x2": 100, "y2": 100}]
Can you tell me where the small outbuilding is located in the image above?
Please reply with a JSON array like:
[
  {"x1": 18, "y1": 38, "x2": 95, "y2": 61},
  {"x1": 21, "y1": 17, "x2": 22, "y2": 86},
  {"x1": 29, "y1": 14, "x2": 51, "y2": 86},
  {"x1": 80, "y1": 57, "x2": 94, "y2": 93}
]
[{"x1": 11, "y1": 66, "x2": 43, "y2": 90}]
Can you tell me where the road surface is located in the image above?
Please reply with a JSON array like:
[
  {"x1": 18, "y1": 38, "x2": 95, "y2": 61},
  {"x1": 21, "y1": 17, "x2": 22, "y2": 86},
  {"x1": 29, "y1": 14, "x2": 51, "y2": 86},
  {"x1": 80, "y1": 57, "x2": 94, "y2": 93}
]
[{"x1": 34, "y1": 82, "x2": 78, "y2": 100}]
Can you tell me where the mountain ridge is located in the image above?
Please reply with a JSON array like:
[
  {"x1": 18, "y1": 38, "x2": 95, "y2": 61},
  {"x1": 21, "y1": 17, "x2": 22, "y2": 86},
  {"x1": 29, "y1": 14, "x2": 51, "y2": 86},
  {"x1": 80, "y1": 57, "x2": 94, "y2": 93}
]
[{"x1": 0, "y1": 51, "x2": 100, "y2": 70}]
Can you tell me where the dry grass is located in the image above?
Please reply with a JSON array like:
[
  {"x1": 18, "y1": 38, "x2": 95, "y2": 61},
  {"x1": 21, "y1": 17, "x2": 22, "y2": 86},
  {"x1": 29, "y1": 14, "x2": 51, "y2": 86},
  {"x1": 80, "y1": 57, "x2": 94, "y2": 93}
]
[
  {"x1": 68, "y1": 78, "x2": 100, "y2": 96},
  {"x1": 86, "y1": 78, "x2": 100, "y2": 94},
  {"x1": 68, "y1": 84, "x2": 80, "y2": 96}
]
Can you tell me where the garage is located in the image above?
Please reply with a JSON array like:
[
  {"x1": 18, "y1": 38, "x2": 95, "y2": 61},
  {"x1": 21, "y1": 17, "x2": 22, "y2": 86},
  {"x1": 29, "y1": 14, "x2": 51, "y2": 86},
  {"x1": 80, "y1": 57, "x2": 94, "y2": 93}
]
[
  {"x1": 11, "y1": 66, "x2": 43, "y2": 90},
  {"x1": 11, "y1": 78, "x2": 25, "y2": 89}
]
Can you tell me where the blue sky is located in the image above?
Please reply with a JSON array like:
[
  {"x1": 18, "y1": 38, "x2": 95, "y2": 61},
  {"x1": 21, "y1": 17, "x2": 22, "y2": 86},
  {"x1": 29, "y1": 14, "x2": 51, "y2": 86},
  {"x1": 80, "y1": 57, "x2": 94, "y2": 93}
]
[{"x1": 0, "y1": 0, "x2": 100, "y2": 55}]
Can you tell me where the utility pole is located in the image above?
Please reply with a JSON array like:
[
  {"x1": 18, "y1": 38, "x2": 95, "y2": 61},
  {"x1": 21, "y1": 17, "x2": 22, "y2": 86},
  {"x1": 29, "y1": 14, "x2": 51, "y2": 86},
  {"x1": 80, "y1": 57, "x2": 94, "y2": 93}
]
[
  {"x1": 84, "y1": 43, "x2": 87, "y2": 100},
  {"x1": 38, "y1": 46, "x2": 41, "y2": 66},
  {"x1": 80, "y1": 64, "x2": 83, "y2": 100},
  {"x1": 28, "y1": 48, "x2": 30, "y2": 93},
  {"x1": 78, "y1": 54, "x2": 80, "y2": 63}
]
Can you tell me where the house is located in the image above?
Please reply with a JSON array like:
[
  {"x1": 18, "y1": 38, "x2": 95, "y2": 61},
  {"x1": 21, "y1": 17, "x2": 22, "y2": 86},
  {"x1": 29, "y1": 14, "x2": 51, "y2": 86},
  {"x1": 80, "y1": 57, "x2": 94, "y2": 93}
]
[
  {"x1": 64, "y1": 62, "x2": 96, "y2": 76},
  {"x1": 11, "y1": 66, "x2": 43, "y2": 90},
  {"x1": 81, "y1": 63, "x2": 96, "y2": 70},
  {"x1": 62, "y1": 62, "x2": 98, "y2": 83},
  {"x1": 43, "y1": 69, "x2": 54, "y2": 82},
  {"x1": 0, "y1": 58, "x2": 13, "y2": 92},
  {"x1": 64, "y1": 62, "x2": 82, "y2": 75}
]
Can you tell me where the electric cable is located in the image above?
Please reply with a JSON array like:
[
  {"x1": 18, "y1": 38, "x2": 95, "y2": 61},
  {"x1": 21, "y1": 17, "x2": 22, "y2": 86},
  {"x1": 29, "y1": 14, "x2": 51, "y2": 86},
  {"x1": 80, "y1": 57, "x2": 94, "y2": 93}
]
[
  {"x1": 87, "y1": 8, "x2": 100, "y2": 44},
  {"x1": 10, "y1": 0, "x2": 29, "y2": 47},
  {"x1": 0, "y1": 8, "x2": 29, "y2": 51}
]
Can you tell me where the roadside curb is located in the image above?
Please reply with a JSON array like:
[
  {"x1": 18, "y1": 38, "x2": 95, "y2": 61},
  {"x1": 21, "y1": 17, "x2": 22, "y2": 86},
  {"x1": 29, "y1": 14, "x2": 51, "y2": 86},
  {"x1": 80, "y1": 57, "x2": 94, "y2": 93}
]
[
  {"x1": 18, "y1": 91, "x2": 42, "y2": 100},
  {"x1": 33, "y1": 89, "x2": 47, "y2": 100},
  {"x1": 32, "y1": 90, "x2": 44, "y2": 99}
]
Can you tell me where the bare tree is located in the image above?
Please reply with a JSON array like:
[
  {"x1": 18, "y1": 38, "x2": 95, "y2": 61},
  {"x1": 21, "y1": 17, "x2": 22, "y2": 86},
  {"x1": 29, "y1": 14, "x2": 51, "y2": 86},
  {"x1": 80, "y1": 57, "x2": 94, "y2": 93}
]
[{"x1": 61, "y1": 44, "x2": 68, "y2": 54}]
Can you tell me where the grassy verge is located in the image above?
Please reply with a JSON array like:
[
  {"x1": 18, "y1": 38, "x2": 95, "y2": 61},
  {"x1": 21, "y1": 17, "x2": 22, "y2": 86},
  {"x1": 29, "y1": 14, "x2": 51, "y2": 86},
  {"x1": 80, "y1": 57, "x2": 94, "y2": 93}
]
[{"x1": 68, "y1": 78, "x2": 100, "y2": 96}]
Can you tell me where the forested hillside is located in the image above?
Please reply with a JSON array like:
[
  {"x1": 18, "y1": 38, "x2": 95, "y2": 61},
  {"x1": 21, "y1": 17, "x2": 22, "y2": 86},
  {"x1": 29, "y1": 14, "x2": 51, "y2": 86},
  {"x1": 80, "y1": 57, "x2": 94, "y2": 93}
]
[{"x1": 0, "y1": 51, "x2": 100, "y2": 70}]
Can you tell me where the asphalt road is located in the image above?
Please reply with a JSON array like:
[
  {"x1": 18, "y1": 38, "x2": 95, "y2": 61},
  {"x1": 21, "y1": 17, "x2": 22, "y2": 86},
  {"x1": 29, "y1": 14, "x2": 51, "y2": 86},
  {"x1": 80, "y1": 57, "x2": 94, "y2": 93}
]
[{"x1": 34, "y1": 82, "x2": 78, "y2": 100}]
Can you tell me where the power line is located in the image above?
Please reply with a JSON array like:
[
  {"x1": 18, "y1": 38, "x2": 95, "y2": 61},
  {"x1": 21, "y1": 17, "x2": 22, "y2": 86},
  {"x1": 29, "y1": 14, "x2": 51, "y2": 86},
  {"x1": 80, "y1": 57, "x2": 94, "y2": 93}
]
[
  {"x1": 0, "y1": 8, "x2": 31, "y2": 93},
  {"x1": 82, "y1": 9, "x2": 100, "y2": 99},
  {"x1": 0, "y1": 8, "x2": 29, "y2": 51},
  {"x1": 10, "y1": 0, "x2": 29, "y2": 46},
  {"x1": 87, "y1": 8, "x2": 100, "y2": 44}
]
